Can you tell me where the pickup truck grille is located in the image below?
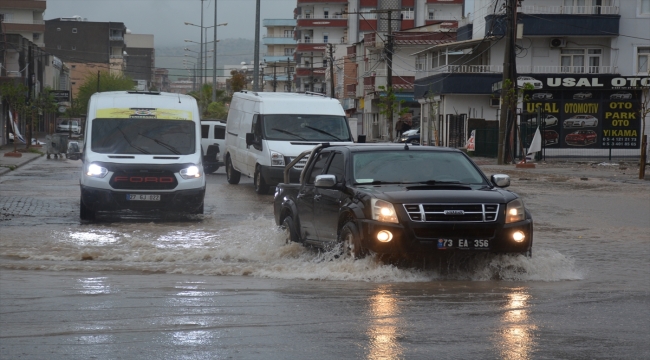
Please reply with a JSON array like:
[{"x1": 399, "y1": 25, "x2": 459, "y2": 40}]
[
  {"x1": 403, "y1": 203, "x2": 500, "y2": 222},
  {"x1": 288, "y1": 155, "x2": 309, "y2": 170}
]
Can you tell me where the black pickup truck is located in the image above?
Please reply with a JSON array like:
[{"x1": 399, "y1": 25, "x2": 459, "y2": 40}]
[{"x1": 273, "y1": 143, "x2": 533, "y2": 258}]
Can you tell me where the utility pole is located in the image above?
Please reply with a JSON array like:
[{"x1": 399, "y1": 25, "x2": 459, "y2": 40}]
[
  {"x1": 212, "y1": 0, "x2": 217, "y2": 102},
  {"x1": 273, "y1": 65, "x2": 277, "y2": 92},
  {"x1": 287, "y1": 58, "x2": 292, "y2": 92},
  {"x1": 199, "y1": 0, "x2": 204, "y2": 90},
  {"x1": 253, "y1": 0, "x2": 261, "y2": 91},
  {"x1": 498, "y1": 0, "x2": 516, "y2": 165},
  {"x1": 370, "y1": 9, "x2": 400, "y2": 142},
  {"x1": 328, "y1": 43, "x2": 335, "y2": 98}
]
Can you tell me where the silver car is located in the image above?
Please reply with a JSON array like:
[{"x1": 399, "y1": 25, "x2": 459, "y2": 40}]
[
  {"x1": 563, "y1": 115, "x2": 598, "y2": 128},
  {"x1": 610, "y1": 92, "x2": 632, "y2": 100}
]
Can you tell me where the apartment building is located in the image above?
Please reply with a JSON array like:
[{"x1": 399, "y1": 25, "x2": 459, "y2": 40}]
[
  {"x1": 124, "y1": 33, "x2": 155, "y2": 90},
  {"x1": 0, "y1": 0, "x2": 46, "y2": 47},
  {"x1": 45, "y1": 17, "x2": 127, "y2": 96},
  {"x1": 262, "y1": 19, "x2": 297, "y2": 92},
  {"x1": 413, "y1": 0, "x2": 649, "y2": 158}
]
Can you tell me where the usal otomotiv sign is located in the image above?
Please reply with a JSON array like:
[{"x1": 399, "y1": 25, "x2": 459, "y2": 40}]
[{"x1": 522, "y1": 75, "x2": 649, "y2": 150}]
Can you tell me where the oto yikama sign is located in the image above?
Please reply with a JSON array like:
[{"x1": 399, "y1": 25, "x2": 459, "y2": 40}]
[{"x1": 522, "y1": 75, "x2": 646, "y2": 150}]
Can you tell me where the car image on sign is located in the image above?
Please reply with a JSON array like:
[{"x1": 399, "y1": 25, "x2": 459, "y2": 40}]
[
  {"x1": 610, "y1": 92, "x2": 632, "y2": 100},
  {"x1": 563, "y1": 115, "x2": 598, "y2": 128},
  {"x1": 532, "y1": 92, "x2": 553, "y2": 100},
  {"x1": 573, "y1": 92, "x2": 593, "y2": 100},
  {"x1": 565, "y1": 130, "x2": 597, "y2": 146}
]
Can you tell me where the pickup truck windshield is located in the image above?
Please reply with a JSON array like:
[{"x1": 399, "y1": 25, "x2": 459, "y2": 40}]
[
  {"x1": 263, "y1": 114, "x2": 351, "y2": 142},
  {"x1": 353, "y1": 151, "x2": 487, "y2": 185},
  {"x1": 91, "y1": 118, "x2": 195, "y2": 155}
]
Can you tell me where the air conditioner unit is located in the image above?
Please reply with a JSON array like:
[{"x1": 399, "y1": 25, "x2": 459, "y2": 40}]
[
  {"x1": 550, "y1": 38, "x2": 566, "y2": 48},
  {"x1": 489, "y1": 98, "x2": 500, "y2": 108}
]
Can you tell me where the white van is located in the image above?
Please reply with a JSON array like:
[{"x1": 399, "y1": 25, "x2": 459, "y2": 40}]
[
  {"x1": 224, "y1": 91, "x2": 354, "y2": 194},
  {"x1": 79, "y1": 91, "x2": 206, "y2": 220}
]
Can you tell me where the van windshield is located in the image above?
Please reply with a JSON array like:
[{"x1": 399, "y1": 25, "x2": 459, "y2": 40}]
[
  {"x1": 263, "y1": 114, "x2": 352, "y2": 142},
  {"x1": 91, "y1": 118, "x2": 196, "y2": 155}
]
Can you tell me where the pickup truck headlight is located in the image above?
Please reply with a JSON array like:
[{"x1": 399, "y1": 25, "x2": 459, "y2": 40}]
[
  {"x1": 371, "y1": 198, "x2": 399, "y2": 223},
  {"x1": 85, "y1": 163, "x2": 108, "y2": 178},
  {"x1": 180, "y1": 165, "x2": 202, "y2": 179},
  {"x1": 505, "y1": 198, "x2": 526, "y2": 223},
  {"x1": 271, "y1": 151, "x2": 285, "y2": 167}
]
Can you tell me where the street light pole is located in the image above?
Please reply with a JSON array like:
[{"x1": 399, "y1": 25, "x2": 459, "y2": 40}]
[
  {"x1": 212, "y1": 2, "x2": 218, "y2": 102},
  {"x1": 253, "y1": 0, "x2": 261, "y2": 91}
]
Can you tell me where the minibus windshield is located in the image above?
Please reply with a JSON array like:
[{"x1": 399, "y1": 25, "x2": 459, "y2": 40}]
[
  {"x1": 263, "y1": 114, "x2": 352, "y2": 142},
  {"x1": 91, "y1": 118, "x2": 196, "y2": 155}
]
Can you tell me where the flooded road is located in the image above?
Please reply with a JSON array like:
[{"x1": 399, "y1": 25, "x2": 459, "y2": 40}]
[{"x1": 1, "y1": 157, "x2": 649, "y2": 359}]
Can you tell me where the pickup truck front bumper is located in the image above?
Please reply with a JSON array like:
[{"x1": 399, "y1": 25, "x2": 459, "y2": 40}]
[
  {"x1": 357, "y1": 218, "x2": 533, "y2": 255},
  {"x1": 261, "y1": 165, "x2": 302, "y2": 186}
]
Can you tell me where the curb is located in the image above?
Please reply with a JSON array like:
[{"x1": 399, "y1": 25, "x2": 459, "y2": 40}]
[{"x1": 0, "y1": 153, "x2": 44, "y2": 177}]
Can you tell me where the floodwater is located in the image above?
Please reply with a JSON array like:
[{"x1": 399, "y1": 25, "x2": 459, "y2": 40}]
[{"x1": 1, "y1": 158, "x2": 649, "y2": 359}]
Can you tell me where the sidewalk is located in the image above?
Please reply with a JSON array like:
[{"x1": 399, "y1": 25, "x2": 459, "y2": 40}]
[{"x1": 0, "y1": 143, "x2": 45, "y2": 176}]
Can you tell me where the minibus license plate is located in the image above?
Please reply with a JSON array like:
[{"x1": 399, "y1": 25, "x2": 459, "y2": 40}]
[{"x1": 127, "y1": 194, "x2": 160, "y2": 201}]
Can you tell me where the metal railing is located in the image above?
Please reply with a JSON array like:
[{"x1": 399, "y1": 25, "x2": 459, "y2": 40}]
[
  {"x1": 519, "y1": 4, "x2": 620, "y2": 15},
  {"x1": 1, "y1": 19, "x2": 45, "y2": 25},
  {"x1": 297, "y1": 37, "x2": 347, "y2": 44},
  {"x1": 415, "y1": 65, "x2": 617, "y2": 80},
  {"x1": 296, "y1": 14, "x2": 348, "y2": 19}
]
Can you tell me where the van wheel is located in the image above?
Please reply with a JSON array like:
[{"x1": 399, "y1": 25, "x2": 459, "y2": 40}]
[
  {"x1": 254, "y1": 165, "x2": 270, "y2": 194},
  {"x1": 80, "y1": 197, "x2": 95, "y2": 221},
  {"x1": 226, "y1": 155, "x2": 240, "y2": 184}
]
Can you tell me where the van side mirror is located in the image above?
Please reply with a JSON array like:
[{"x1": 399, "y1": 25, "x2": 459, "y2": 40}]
[{"x1": 245, "y1": 133, "x2": 255, "y2": 147}]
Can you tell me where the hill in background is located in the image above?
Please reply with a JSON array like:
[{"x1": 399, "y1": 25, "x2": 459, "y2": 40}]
[{"x1": 155, "y1": 38, "x2": 262, "y2": 81}]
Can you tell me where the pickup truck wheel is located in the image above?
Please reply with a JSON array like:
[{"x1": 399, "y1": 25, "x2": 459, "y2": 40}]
[
  {"x1": 339, "y1": 222, "x2": 367, "y2": 259},
  {"x1": 254, "y1": 166, "x2": 270, "y2": 194},
  {"x1": 226, "y1": 155, "x2": 240, "y2": 184},
  {"x1": 80, "y1": 197, "x2": 95, "y2": 221},
  {"x1": 281, "y1": 216, "x2": 299, "y2": 244}
]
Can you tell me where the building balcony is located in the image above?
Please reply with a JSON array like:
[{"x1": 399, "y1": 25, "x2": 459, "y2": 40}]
[
  {"x1": 297, "y1": 18, "x2": 347, "y2": 28},
  {"x1": 1, "y1": 22, "x2": 45, "y2": 33},
  {"x1": 295, "y1": 66, "x2": 326, "y2": 78},
  {"x1": 346, "y1": 84, "x2": 356, "y2": 97},
  {"x1": 519, "y1": 4, "x2": 620, "y2": 15},
  {"x1": 486, "y1": 12, "x2": 620, "y2": 37},
  {"x1": 1, "y1": 0, "x2": 46, "y2": 10},
  {"x1": 263, "y1": 36, "x2": 297, "y2": 45},
  {"x1": 414, "y1": 64, "x2": 618, "y2": 81},
  {"x1": 263, "y1": 19, "x2": 297, "y2": 27},
  {"x1": 297, "y1": 0, "x2": 348, "y2": 4},
  {"x1": 296, "y1": 14, "x2": 347, "y2": 20},
  {"x1": 109, "y1": 35, "x2": 124, "y2": 41},
  {"x1": 264, "y1": 55, "x2": 296, "y2": 63}
]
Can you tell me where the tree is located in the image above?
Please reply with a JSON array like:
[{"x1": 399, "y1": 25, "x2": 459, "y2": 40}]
[
  {"x1": 230, "y1": 70, "x2": 247, "y2": 94},
  {"x1": 188, "y1": 83, "x2": 229, "y2": 119},
  {"x1": 376, "y1": 85, "x2": 409, "y2": 141},
  {"x1": 206, "y1": 101, "x2": 228, "y2": 119},
  {"x1": 75, "y1": 71, "x2": 134, "y2": 115},
  {"x1": 0, "y1": 82, "x2": 29, "y2": 152},
  {"x1": 27, "y1": 89, "x2": 58, "y2": 148}
]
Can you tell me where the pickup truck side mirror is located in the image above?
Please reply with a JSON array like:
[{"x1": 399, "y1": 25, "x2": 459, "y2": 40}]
[
  {"x1": 245, "y1": 133, "x2": 255, "y2": 147},
  {"x1": 314, "y1": 174, "x2": 337, "y2": 189},
  {"x1": 491, "y1": 174, "x2": 510, "y2": 188}
]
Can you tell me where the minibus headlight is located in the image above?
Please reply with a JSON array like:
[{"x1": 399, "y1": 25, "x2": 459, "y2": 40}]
[
  {"x1": 180, "y1": 165, "x2": 201, "y2": 179},
  {"x1": 271, "y1": 151, "x2": 285, "y2": 167},
  {"x1": 86, "y1": 163, "x2": 108, "y2": 178}
]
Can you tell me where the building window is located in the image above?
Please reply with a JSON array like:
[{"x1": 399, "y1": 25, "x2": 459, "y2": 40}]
[
  {"x1": 638, "y1": 47, "x2": 650, "y2": 74},
  {"x1": 285, "y1": 67, "x2": 294, "y2": 74},
  {"x1": 324, "y1": 8, "x2": 329, "y2": 19},
  {"x1": 415, "y1": 56, "x2": 424, "y2": 71},
  {"x1": 428, "y1": 7, "x2": 435, "y2": 20},
  {"x1": 640, "y1": 0, "x2": 650, "y2": 15},
  {"x1": 284, "y1": 48, "x2": 294, "y2": 56},
  {"x1": 561, "y1": 48, "x2": 601, "y2": 73},
  {"x1": 401, "y1": 7, "x2": 414, "y2": 20},
  {"x1": 284, "y1": 30, "x2": 293, "y2": 38},
  {"x1": 71, "y1": 65, "x2": 76, "y2": 68},
  {"x1": 323, "y1": 33, "x2": 329, "y2": 43},
  {"x1": 72, "y1": 28, "x2": 77, "y2": 33}
]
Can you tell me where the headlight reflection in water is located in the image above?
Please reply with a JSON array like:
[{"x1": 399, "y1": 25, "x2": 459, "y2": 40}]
[
  {"x1": 366, "y1": 286, "x2": 404, "y2": 360},
  {"x1": 498, "y1": 289, "x2": 536, "y2": 360}
]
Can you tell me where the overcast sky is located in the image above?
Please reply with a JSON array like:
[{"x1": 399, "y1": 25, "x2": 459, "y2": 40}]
[{"x1": 46, "y1": 0, "x2": 297, "y2": 47}]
